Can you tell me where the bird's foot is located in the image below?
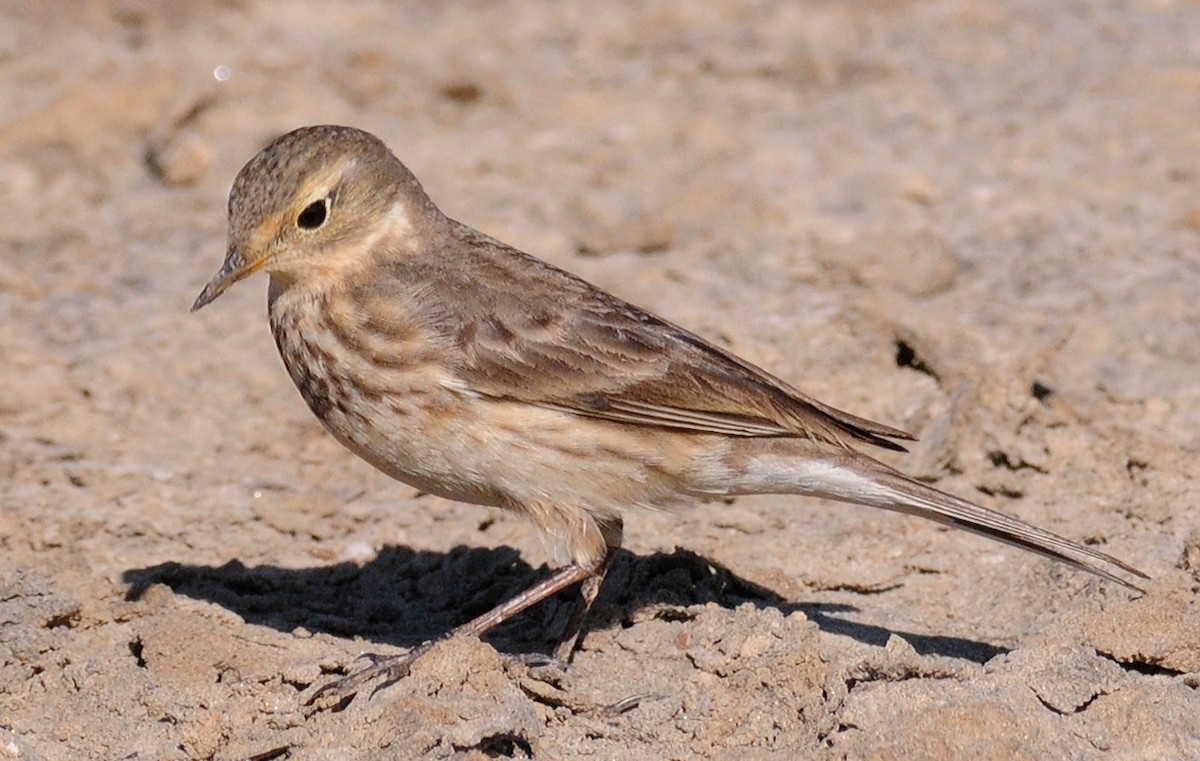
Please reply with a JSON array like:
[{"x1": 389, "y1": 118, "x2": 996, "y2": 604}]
[
  {"x1": 305, "y1": 643, "x2": 570, "y2": 712},
  {"x1": 505, "y1": 651, "x2": 569, "y2": 671},
  {"x1": 306, "y1": 644, "x2": 431, "y2": 711}
]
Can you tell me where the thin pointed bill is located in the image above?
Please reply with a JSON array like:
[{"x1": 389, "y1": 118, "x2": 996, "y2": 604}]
[{"x1": 191, "y1": 250, "x2": 265, "y2": 312}]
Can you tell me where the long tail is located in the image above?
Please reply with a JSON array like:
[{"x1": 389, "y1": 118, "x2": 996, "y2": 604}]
[{"x1": 755, "y1": 449, "x2": 1149, "y2": 592}]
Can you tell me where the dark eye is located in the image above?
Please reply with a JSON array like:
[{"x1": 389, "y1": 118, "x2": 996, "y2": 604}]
[{"x1": 297, "y1": 199, "x2": 328, "y2": 230}]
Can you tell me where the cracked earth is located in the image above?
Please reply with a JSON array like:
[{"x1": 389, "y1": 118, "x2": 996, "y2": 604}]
[{"x1": 2, "y1": 1, "x2": 1199, "y2": 759}]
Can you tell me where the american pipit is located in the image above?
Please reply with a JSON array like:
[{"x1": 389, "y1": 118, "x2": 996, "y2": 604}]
[{"x1": 193, "y1": 125, "x2": 1145, "y2": 702}]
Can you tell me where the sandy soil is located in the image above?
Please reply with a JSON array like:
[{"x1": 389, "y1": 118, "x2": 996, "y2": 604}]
[{"x1": 2, "y1": 1, "x2": 1199, "y2": 759}]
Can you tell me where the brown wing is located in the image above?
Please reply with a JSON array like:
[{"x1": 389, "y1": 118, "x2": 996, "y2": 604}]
[{"x1": 443, "y1": 231, "x2": 914, "y2": 452}]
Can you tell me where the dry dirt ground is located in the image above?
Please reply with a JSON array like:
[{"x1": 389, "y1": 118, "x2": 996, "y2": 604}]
[{"x1": 3, "y1": 1, "x2": 1200, "y2": 759}]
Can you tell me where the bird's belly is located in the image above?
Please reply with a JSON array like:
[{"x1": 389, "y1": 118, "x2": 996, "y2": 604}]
[
  {"x1": 330, "y1": 391, "x2": 725, "y2": 514},
  {"x1": 270, "y1": 301, "x2": 730, "y2": 514}
]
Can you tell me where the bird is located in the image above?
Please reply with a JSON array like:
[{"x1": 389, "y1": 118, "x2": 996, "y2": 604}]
[{"x1": 191, "y1": 125, "x2": 1146, "y2": 702}]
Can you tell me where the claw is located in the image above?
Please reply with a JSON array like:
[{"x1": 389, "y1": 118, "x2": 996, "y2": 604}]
[
  {"x1": 506, "y1": 652, "x2": 569, "y2": 671},
  {"x1": 601, "y1": 692, "x2": 665, "y2": 716},
  {"x1": 305, "y1": 645, "x2": 430, "y2": 710},
  {"x1": 305, "y1": 639, "x2": 581, "y2": 712}
]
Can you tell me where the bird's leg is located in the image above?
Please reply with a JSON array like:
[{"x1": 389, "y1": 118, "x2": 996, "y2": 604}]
[
  {"x1": 553, "y1": 536, "x2": 621, "y2": 663},
  {"x1": 308, "y1": 555, "x2": 602, "y2": 707}
]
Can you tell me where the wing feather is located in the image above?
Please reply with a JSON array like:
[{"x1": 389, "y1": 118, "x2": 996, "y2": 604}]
[{"x1": 434, "y1": 233, "x2": 915, "y2": 451}]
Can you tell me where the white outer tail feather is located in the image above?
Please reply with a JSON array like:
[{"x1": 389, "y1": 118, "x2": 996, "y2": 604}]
[{"x1": 739, "y1": 451, "x2": 1146, "y2": 591}]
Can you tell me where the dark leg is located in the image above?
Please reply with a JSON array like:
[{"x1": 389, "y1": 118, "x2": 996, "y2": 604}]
[
  {"x1": 310, "y1": 555, "x2": 603, "y2": 706},
  {"x1": 553, "y1": 540, "x2": 620, "y2": 663}
]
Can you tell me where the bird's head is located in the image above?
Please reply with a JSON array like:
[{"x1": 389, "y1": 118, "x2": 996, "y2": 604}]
[{"x1": 192, "y1": 125, "x2": 431, "y2": 311}]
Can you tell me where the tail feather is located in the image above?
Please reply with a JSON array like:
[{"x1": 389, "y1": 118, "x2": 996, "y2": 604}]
[{"x1": 804, "y1": 453, "x2": 1148, "y2": 592}]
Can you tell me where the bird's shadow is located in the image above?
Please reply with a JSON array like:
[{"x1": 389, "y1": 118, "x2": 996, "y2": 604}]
[{"x1": 122, "y1": 546, "x2": 1007, "y2": 664}]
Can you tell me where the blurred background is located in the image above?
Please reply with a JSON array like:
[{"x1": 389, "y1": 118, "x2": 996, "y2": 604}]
[{"x1": 1, "y1": 2, "x2": 1198, "y2": 759}]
